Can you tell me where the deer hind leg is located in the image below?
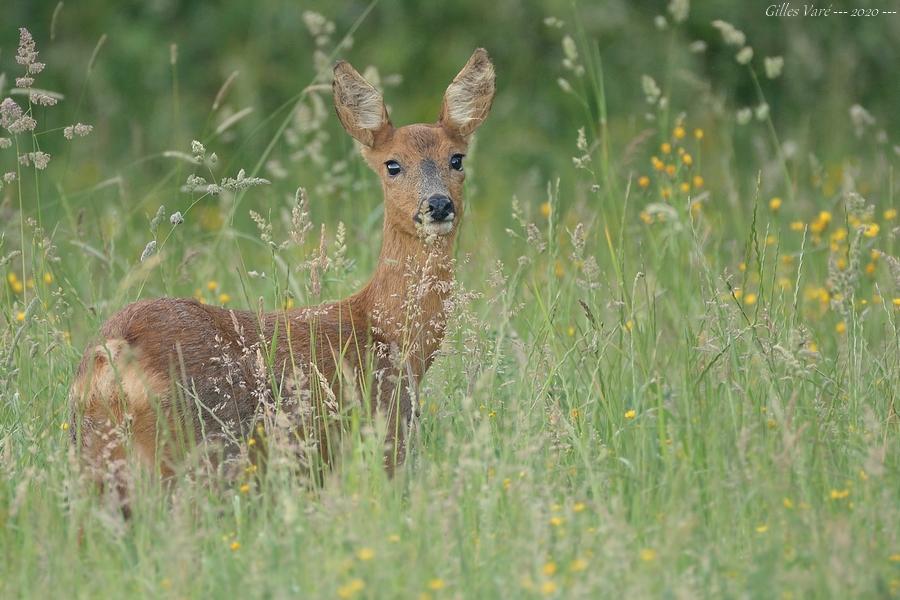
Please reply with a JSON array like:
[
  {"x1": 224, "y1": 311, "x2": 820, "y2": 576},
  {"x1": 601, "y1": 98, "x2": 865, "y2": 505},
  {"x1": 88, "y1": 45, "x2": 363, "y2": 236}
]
[{"x1": 69, "y1": 339, "x2": 174, "y2": 514}]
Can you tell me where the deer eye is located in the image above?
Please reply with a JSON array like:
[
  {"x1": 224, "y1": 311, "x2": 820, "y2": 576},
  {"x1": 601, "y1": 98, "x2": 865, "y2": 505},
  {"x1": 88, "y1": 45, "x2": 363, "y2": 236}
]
[
  {"x1": 450, "y1": 154, "x2": 464, "y2": 171},
  {"x1": 385, "y1": 160, "x2": 402, "y2": 176}
]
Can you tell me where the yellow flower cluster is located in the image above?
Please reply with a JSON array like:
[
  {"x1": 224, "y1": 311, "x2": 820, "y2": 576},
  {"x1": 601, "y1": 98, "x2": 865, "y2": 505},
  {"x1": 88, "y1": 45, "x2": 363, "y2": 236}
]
[
  {"x1": 6, "y1": 271, "x2": 53, "y2": 294},
  {"x1": 194, "y1": 280, "x2": 231, "y2": 305},
  {"x1": 638, "y1": 124, "x2": 705, "y2": 222}
]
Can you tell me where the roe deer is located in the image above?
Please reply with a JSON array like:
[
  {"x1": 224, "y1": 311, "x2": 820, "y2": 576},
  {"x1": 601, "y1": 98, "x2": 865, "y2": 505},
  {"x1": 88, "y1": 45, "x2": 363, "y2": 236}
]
[{"x1": 69, "y1": 49, "x2": 495, "y2": 507}]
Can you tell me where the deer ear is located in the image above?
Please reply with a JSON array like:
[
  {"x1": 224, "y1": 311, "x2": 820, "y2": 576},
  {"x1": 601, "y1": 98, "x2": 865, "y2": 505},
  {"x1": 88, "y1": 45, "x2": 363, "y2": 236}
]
[
  {"x1": 440, "y1": 48, "x2": 496, "y2": 139},
  {"x1": 333, "y1": 60, "x2": 393, "y2": 147}
]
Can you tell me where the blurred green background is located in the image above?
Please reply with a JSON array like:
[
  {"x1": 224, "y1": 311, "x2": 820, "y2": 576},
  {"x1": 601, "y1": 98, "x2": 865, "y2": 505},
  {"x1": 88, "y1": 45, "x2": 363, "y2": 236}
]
[
  {"x1": 4, "y1": 0, "x2": 898, "y2": 185},
  {"x1": 1, "y1": 0, "x2": 898, "y2": 304}
]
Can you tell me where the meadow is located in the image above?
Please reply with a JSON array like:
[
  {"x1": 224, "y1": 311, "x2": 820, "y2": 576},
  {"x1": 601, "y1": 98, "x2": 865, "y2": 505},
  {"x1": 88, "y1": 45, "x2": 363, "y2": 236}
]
[{"x1": 1, "y1": 1, "x2": 899, "y2": 597}]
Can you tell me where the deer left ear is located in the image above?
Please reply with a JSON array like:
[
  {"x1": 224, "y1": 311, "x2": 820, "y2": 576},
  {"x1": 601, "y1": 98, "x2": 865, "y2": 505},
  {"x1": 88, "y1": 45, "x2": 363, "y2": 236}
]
[
  {"x1": 440, "y1": 48, "x2": 496, "y2": 139},
  {"x1": 333, "y1": 60, "x2": 393, "y2": 147}
]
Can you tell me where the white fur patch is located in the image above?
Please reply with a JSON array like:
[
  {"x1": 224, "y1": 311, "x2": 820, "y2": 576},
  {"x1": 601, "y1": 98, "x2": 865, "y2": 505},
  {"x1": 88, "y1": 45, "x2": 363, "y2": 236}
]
[{"x1": 421, "y1": 213, "x2": 455, "y2": 237}]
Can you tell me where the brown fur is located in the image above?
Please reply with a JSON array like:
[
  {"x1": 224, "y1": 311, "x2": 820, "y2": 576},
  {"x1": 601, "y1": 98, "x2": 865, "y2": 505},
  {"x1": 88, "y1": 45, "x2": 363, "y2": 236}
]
[{"x1": 69, "y1": 50, "x2": 496, "y2": 507}]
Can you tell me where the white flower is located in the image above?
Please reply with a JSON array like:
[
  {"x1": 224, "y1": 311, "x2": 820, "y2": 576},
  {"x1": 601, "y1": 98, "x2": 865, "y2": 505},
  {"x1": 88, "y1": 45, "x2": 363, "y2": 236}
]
[
  {"x1": 1, "y1": 98, "x2": 36, "y2": 134},
  {"x1": 764, "y1": 56, "x2": 784, "y2": 79},
  {"x1": 736, "y1": 108, "x2": 752, "y2": 125},
  {"x1": 735, "y1": 46, "x2": 754, "y2": 65},
  {"x1": 668, "y1": 0, "x2": 689, "y2": 23},
  {"x1": 642, "y1": 75, "x2": 661, "y2": 104},
  {"x1": 562, "y1": 36, "x2": 578, "y2": 61},
  {"x1": 16, "y1": 28, "x2": 45, "y2": 75},
  {"x1": 712, "y1": 20, "x2": 746, "y2": 46},
  {"x1": 63, "y1": 122, "x2": 93, "y2": 140},
  {"x1": 689, "y1": 40, "x2": 707, "y2": 53},
  {"x1": 140, "y1": 240, "x2": 157, "y2": 262},
  {"x1": 19, "y1": 151, "x2": 51, "y2": 169},
  {"x1": 170, "y1": 211, "x2": 184, "y2": 225}
]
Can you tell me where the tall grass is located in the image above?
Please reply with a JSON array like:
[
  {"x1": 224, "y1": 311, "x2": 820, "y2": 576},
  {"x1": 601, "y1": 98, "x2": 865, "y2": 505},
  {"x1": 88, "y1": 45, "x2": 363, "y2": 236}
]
[{"x1": 1, "y1": 4, "x2": 898, "y2": 598}]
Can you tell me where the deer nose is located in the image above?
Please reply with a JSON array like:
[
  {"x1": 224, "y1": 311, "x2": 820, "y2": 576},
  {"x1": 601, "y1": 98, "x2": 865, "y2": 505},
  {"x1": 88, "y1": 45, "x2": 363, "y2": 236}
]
[{"x1": 426, "y1": 195, "x2": 454, "y2": 222}]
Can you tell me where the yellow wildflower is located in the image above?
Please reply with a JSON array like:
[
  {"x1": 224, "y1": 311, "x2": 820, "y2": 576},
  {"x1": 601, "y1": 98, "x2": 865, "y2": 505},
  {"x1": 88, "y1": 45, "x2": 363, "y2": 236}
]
[
  {"x1": 573, "y1": 502, "x2": 586, "y2": 513},
  {"x1": 744, "y1": 293, "x2": 757, "y2": 306},
  {"x1": 756, "y1": 524, "x2": 768, "y2": 534},
  {"x1": 661, "y1": 187, "x2": 672, "y2": 200},
  {"x1": 428, "y1": 579, "x2": 445, "y2": 590},
  {"x1": 884, "y1": 208, "x2": 897, "y2": 220},
  {"x1": 661, "y1": 142, "x2": 672, "y2": 154},
  {"x1": 640, "y1": 211, "x2": 653, "y2": 224},
  {"x1": 680, "y1": 182, "x2": 690, "y2": 193},
  {"x1": 673, "y1": 126, "x2": 686, "y2": 139},
  {"x1": 665, "y1": 164, "x2": 676, "y2": 177},
  {"x1": 835, "y1": 322, "x2": 847, "y2": 334},
  {"x1": 639, "y1": 548, "x2": 657, "y2": 562},
  {"x1": 356, "y1": 547, "x2": 375, "y2": 561},
  {"x1": 43, "y1": 272, "x2": 53, "y2": 284},
  {"x1": 16, "y1": 311, "x2": 25, "y2": 322},
  {"x1": 540, "y1": 202, "x2": 552, "y2": 218},
  {"x1": 219, "y1": 293, "x2": 231, "y2": 304},
  {"x1": 624, "y1": 409, "x2": 636, "y2": 420},
  {"x1": 230, "y1": 540, "x2": 240, "y2": 551},
  {"x1": 829, "y1": 489, "x2": 850, "y2": 500},
  {"x1": 769, "y1": 197, "x2": 782, "y2": 211},
  {"x1": 863, "y1": 223, "x2": 879, "y2": 238},
  {"x1": 549, "y1": 516, "x2": 564, "y2": 527},
  {"x1": 543, "y1": 562, "x2": 557, "y2": 576},
  {"x1": 207, "y1": 280, "x2": 218, "y2": 291},
  {"x1": 789, "y1": 221, "x2": 804, "y2": 232},
  {"x1": 693, "y1": 175, "x2": 704, "y2": 188},
  {"x1": 570, "y1": 558, "x2": 588, "y2": 572},
  {"x1": 337, "y1": 579, "x2": 366, "y2": 599},
  {"x1": 694, "y1": 128, "x2": 704, "y2": 139},
  {"x1": 638, "y1": 175, "x2": 650, "y2": 188},
  {"x1": 783, "y1": 497, "x2": 794, "y2": 509},
  {"x1": 681, "y1": 153, "x2": 693, "y2": 166},
  {"x1": 540, "y1": 581, "x2": 557, "y2": 596}
]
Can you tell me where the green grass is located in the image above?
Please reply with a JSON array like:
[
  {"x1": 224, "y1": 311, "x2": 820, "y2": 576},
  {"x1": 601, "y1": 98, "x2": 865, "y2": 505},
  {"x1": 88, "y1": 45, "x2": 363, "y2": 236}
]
[{"x1": 1, "y1": 4, "x2": 899, "y2": 598}]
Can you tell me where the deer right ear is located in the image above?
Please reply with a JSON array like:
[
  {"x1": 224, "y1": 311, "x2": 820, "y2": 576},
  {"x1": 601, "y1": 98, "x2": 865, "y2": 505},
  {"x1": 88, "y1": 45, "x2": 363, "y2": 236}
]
[
  {"x1": 332, "y1": 61, "x2": 393, "y2": 147},
  {"x1": 440, "y1": 48, "x2": 496, "y2": 139}
]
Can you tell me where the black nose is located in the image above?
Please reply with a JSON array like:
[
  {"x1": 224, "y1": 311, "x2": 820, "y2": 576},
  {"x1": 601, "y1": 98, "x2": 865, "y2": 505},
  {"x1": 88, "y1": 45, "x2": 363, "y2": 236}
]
[{"x1": 426, "y1": 195, "x2": 454, "y2": 222}]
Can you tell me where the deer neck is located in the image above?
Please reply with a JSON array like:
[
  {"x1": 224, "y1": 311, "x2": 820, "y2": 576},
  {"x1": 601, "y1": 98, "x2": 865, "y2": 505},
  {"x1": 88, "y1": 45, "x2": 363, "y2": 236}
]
[{"x1": 352, "y1": 218, "x2": 457, "y2": 379}]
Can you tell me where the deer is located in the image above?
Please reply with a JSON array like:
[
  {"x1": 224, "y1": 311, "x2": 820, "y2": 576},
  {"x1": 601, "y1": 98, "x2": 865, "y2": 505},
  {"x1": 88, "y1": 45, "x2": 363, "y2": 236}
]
[{"x1": 68, "y1": 49, "x2": 495, "y2": 511}]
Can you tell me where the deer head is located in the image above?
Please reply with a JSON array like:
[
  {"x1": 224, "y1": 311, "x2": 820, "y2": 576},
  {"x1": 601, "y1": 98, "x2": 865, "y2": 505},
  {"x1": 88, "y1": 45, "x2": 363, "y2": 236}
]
[{"x1": 332, "y1": 49, "x2": 495, "y2": 240}]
